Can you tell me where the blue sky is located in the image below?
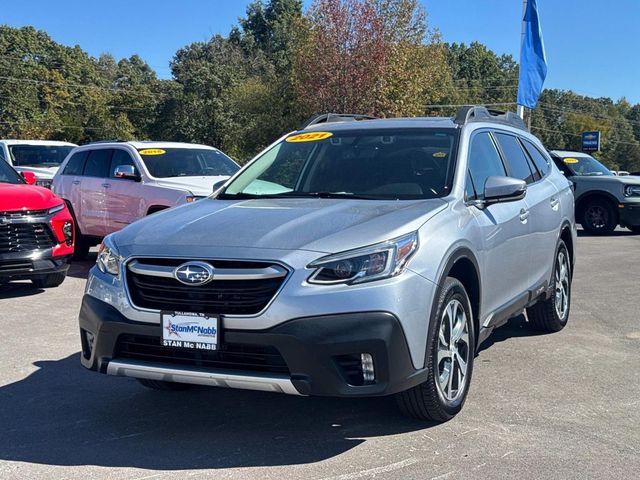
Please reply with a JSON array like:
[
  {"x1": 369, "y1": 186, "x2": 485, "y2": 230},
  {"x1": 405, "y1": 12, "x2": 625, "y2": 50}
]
[{"x1": 3, "y1": 0, "x2": 639, "y2": 103}]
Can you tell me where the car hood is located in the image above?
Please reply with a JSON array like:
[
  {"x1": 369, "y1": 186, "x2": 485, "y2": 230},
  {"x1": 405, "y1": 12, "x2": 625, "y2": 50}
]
[
  {"x1": 13, "y1": 166, "x2": 59, "y2": 179},
  {"x1": 151, "y1": 176, "x2": 230, "y2": 196},
  {"x1": 114, "y1": 197, "x2": 447, "y2": 254},
  {"x1": 0, "y1": 183, "x2": 63, "y2": 211},
  {"x1": 573, "y1": 175, "x2": 640, "y2": 185}
]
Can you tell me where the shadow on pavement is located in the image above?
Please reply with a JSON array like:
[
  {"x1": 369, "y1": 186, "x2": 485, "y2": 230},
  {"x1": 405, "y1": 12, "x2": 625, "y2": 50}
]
[
  {"x1": 0, "y1": 353, "x2": 431, "y2": 471},
  {"x1": 478, "y1": 314, "x2": 548, "y2": 353},
  {"x1": 66, "y1": 253, "x2": 97, "y2": 280},
  {"x1": 0, "y1": 282, "x2": 43, "y2": 299}
]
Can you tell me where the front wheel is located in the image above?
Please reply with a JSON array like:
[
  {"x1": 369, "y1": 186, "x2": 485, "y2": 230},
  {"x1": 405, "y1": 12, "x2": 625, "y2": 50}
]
[
  {"x1": 31, "y1": 272, "x2": 67, "y2": 289},
  {"x1": 581, "y1": 199, "x2": 617, "y2": 235},
  {"x1": 396, "y1": 277, "x2": 475, "y2": 422},
  {"x1": 526, "y1": 241, "x2": 571, "y2": 332}
]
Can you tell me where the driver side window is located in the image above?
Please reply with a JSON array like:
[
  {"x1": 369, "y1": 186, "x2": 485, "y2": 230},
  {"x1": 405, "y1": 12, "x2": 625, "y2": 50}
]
[{"x1": 466, "y1": 132, "x2": 507, "y2": 200}]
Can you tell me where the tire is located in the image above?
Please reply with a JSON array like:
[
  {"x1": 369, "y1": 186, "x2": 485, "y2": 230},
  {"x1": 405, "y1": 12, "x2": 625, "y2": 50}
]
[
  {"x1": 581, "y1": 198, "x2": 617, "y2": 235},
  {"x1": 137, "y1": 378, "x2": 193, "y2": 391},
  {"x1": 396, "y1": 277, "x2": 475, "y2": 422},
  {"x1": 526, "y1": 241, "x2": 571, "y2": 333},
  {"x1": 72, "y1": 232, "x2": 91, "y2": 260},
  {"x1": 628, "y1": 225, "x2": 640, "y2": 234},
  {"x1": 31, "y1": 272, "x2": 67, "y2": 289}
]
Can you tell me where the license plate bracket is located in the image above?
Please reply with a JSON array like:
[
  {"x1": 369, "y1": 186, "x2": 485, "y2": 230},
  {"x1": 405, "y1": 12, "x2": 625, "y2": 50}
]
[{"x1": 161, "y1": 311, "x2": 219, "y2": 351}]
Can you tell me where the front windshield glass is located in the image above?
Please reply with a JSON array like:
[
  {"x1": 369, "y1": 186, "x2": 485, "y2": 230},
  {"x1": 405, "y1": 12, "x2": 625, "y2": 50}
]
[
  {"x1": 139, "y1": 148, "x2": 240, "y2": 178},
  {"x1": 9, "y1": 145, "x2": 74, "y2": 168},
  {"x1": 221, "y1": 129, "x2": 458, "y2": 200},
  {"x1": 561, "y1": 155, "x2": 613, "y2": 176},
  {"x1": 0, "y1": 160, "x2": 23, "y2": 184}
]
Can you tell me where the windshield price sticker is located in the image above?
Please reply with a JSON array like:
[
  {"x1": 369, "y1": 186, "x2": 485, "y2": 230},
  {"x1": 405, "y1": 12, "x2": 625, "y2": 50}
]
[
  {"x1": 138, "y1": 148, "x2": 166, "y2": 155},
  {"x1": 563, "y1": 157, "x2": 579, "y2": 164},
  {"x1": 286, "y1": 132, "x2": 333, "y2": 143},
  {"x1": 162, "y1": 312, "x2": 219, "y2": 350}
]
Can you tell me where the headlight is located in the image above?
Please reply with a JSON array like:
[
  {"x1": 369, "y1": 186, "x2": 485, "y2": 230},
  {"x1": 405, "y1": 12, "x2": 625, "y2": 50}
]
[
  {"x1": 48, "y1": 203, "x2": 65, "y2": 215},
  {"x1": 96, "y1": 237, "x2": 121, "y2": 276},
  {"x1": 623, "y1": 185, "x2": 640, "y2": 197},
  {"x1": 308, "y1": 232, "x2": 418, "y2": 285},
  {"x1": 36, "y1": 179, "x2": 53, "y2": 189}
]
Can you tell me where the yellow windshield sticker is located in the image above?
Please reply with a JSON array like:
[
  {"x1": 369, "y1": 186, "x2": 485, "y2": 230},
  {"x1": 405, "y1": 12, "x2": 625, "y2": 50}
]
[
  {"x1": 286, "y1": 132, "x2": 333, "y2": 143},
  {"x1": 563, "y1": 157, "x2": 579, "y2": 164},
  {"x1": 138, "y1": 148, "x2": 166, "y2": 155},
  {"x1": 433, "y1": 151, "x2": 448, "y2": 158}
]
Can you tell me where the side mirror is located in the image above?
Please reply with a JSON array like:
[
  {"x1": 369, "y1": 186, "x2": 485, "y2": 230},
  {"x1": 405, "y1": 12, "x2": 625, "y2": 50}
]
[
  {"x1": 21, "y1": 171, "x2": 37, "y2": 185},
  {"x1": 114, "y1": 165, "x2": 140, "y2": 181},
  {"x1": 483, "y1": 176, "x2": 527, "y2": 205},
  {"x1": 212, "y1": 179, "x2": 227, "y2": 191}
]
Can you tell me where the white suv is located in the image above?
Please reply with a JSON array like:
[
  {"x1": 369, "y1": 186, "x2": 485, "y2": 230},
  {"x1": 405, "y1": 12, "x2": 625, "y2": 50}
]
[
  {"x1": 0, "y1": 139, "x2": 77, "y2": 188},
  {"x1": 52, "y1": 141, "x2": 239, "y2": 258}
]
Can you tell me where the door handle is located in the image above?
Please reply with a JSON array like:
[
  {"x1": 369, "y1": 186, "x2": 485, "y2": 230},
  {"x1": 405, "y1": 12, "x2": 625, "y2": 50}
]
[
  {"x1": 102, "y1": 183, "x2": 111, "y2": 189},
  {"x1": 550, "y1": 197, "x2": 559, "y2": 209},
  {"x1": 72, "y1": 180, "x2": 80, "y2": 185},
  {"x1": 519, "y1": 208, "x2": 530, "y2": 223}
]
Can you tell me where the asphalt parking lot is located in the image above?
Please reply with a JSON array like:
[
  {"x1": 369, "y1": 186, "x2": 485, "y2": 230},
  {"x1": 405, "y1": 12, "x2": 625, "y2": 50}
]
[{"x1": 1, "y1": 231, "x2": 639, "y2": 480}]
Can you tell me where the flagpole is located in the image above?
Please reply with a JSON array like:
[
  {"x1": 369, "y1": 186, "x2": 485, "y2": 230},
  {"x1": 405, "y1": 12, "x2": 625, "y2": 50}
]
[{"x1": 517, "y1": 0, "x2": 527, "y2": 119}]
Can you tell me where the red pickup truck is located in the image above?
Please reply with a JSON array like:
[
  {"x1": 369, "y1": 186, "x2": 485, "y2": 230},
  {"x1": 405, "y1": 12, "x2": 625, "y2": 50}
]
[{"x1": 0, "y1": 160, "x2": 74, "y2": 288}]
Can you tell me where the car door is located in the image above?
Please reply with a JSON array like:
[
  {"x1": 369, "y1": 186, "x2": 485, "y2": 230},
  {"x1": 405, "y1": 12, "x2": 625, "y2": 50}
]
[
  {"x1": 104, "y1": 148, "x2": 144, "y2": 233},
  {"x1": 79, "y1": 148, "x2": 112, "y2": 237},
  {"x1": 466, "y1": 131, "x2": 533, "y2": 319},
  {"x1": 53, "y1": 149, "x2": 88, "y2": 227},
  {"x1": 519, "y1": 138, "x2": 563, "y2": 289}
]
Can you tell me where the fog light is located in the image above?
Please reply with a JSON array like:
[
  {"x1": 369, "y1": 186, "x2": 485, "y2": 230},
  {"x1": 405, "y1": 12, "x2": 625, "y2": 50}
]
[
  {"x1": 62, "y1": 221, "x2": 73, "y2": 246},
  {"x1": 361, "y1": 353, "x2": 375, "y2": 384}
]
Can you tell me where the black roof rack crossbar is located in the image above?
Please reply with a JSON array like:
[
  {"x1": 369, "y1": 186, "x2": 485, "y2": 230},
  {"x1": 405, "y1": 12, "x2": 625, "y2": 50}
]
[
  {"x1": 454, "y1": 106, "x2": 527, "y2": 131},
  {"x1": 300, "y1": 113, "x2": 377, "y2": 130}
]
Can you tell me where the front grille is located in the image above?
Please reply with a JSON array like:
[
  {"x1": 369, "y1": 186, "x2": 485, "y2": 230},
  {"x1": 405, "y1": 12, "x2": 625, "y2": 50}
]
[
  {"x1": 115, "y1": 334, "x2": 290, "y2": 375},
  {"x1": 0, "y1": 260, "x2": 32, "y2": 272},
  {"x1": 126, "y1": 259, "x2": 287, "y2": 315},
  {"x1": 0, "y1": 223, "x2": 57, "y2": 254}
]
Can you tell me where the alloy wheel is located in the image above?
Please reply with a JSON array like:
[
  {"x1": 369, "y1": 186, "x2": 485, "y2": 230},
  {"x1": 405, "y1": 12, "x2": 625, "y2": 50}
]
[
  {"x1": 585, "y1": 205, "x2": 607, "y2": 230},
  {"x1": 554, "y1": 251, "x2": 570, "y2": 320},
  {"x1": 436, "y1": 299, "x2": 470, "y2": 403}
]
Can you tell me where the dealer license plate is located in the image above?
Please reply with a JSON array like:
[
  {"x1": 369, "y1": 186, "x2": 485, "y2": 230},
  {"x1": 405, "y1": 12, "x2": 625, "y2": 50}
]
[{"x1": 161, "y1": 311, "x2": 219, "y2": 350}]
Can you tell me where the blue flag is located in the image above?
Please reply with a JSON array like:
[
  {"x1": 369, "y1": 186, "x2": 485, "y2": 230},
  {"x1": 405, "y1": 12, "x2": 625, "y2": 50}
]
[{"x1": 517, "y1": 0, "x2": 547, "y2": 109}]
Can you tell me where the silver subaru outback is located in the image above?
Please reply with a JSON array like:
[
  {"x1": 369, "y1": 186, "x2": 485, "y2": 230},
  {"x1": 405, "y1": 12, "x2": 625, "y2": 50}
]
[{"x1": 79, "y1": 106, "x2": 576, "y2": 422}]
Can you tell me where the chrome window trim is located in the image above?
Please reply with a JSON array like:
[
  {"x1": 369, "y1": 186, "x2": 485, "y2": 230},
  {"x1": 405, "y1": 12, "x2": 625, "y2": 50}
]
[{"x1": 122, "y1": 255, "x2": 293, "y2": 319}]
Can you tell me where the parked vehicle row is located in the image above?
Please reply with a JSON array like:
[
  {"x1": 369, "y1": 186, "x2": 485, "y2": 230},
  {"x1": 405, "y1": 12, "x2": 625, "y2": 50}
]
[
  {"x1": 51, "y1": 141, "x2": 240, "y2": 259},
  {"x1": 0, "y1": 139, "x2": 77, "y2": 188},
  {"x1": 79, "y1": 106, "x2": 576, "y2": 422}
]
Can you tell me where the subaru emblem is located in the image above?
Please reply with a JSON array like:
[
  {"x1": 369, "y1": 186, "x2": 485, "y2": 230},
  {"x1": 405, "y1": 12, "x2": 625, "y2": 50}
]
[{"x1": 174, "y1": 261, "x2": 214, "y2": 286}]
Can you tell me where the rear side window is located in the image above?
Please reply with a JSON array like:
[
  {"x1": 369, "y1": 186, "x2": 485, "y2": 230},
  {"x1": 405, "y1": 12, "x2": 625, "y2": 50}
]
[
  {"x1": 83, "y1": 149, "x2": 112, "y2": 178},
  {"x1": 466, "y1": 132, "x2": 506, "y2": 200},
  {"x1": 521, "y1": 139, "x2": 550, "y2": 177},
  {"x1": 494, "y1": 133, "x2": 536, "y2": 184},
  {"x1": 63, "y1": 151, "x2": 88, "y2": 176},
  {"x1": 110, "y1": 149, "x2": 138, "y2": 178}
]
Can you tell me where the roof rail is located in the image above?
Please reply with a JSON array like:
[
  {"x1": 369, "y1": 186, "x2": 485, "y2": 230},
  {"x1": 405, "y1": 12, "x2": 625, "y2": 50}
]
[
  {"x1": 83, "y1": 139, "x2": 129, "y2": 145},
  {"x1": 299, "y1": 113, "x2": 377, "y2": 130},
  {"x1": 454, "y1": 106, "x2": 527, "y2": 131}
]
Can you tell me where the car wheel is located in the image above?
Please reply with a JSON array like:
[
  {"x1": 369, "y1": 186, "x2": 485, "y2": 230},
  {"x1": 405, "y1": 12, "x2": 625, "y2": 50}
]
[
  {"x1": 526, "y1": 241, "x2": 571, "y2": 333},
  {"x1": 137, "y1": 378, "x2": 193, "y2": 391},
  {"x1": 581, "y1": 199, "x2": 616, "y2": 234},
  {"x1": 73, "y1": 232, "x2": 91, "y2": 260},
  {"x1": 31, "y1": 272, "x2": 67, "y2": 289},
  {"x1": 396, "y1": 277, "x2": 475, "y2": 422}
]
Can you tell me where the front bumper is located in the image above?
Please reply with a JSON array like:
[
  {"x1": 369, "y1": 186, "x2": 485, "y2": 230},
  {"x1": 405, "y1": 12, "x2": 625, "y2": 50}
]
[
  {"x1": 0, "y1": 251, "x2": 70, "y2": 282},
  {"x1": 619, "y1": 202, "x2": 640, "y2": 227},
  {"x1": 79, "y1": 295, "x2": 427, "y2": 397}
]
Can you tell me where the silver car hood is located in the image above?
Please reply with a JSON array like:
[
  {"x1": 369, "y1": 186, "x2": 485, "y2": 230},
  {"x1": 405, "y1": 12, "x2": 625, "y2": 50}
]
[{"x1": 114, "y1": 197, "x2": 447, "y2": 255}]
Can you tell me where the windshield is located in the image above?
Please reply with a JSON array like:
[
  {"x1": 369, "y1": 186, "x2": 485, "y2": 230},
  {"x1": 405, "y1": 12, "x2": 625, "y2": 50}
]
[
  {"x1": 9, "y1": 145, "x2": 74, "y2": 168},
  {"x1": 138, "y1": 148, "x2": 240, "y2": 178},
  {"x1": 0, "y1": 160, "x2": 24, "y2": 184},
  {"x1": 560, "y1": 155, "x2": 613, "y2": 176},
  {"x1": 221, "y1": 129, "x2": 459, "y2": 200}
]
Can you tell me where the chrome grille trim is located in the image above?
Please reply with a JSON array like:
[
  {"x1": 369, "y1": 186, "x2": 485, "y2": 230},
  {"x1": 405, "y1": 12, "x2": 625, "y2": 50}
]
[{"x1": 128, "y1": 259, "x2": 288, "y2": 281}]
